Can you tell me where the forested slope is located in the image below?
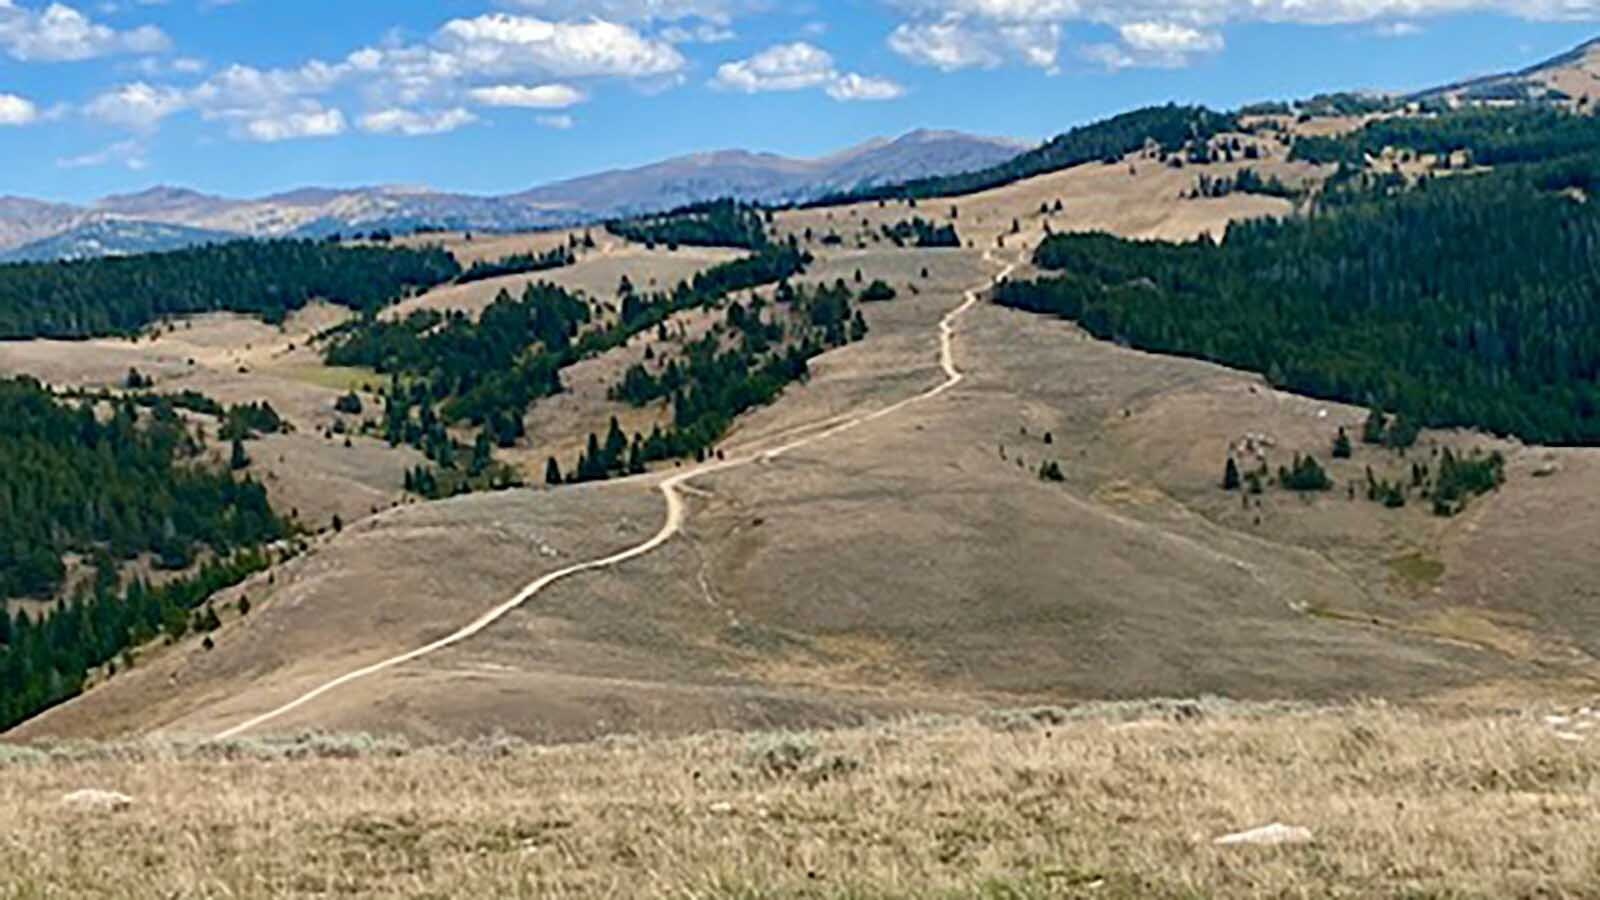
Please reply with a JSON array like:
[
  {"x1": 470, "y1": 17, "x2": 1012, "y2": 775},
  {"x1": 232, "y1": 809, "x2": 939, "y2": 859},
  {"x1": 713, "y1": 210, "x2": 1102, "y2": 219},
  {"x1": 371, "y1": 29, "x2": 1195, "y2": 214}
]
[
  {"x1": 0, "y1": 240, "x2": 460, "y2": 338},
  {"x1": 0, "y1": 377, "x2": 285, "y2": 730},
  {"x1": 998, "y1": 108, "x2": 1600, "y2": 445}
]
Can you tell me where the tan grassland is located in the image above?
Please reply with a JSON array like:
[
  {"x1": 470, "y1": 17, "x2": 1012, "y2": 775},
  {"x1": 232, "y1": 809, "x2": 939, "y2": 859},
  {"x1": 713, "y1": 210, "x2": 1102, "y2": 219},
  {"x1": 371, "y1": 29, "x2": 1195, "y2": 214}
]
[{"x1": 5, "y1": 701, "x2": 1600, "y2": 898}]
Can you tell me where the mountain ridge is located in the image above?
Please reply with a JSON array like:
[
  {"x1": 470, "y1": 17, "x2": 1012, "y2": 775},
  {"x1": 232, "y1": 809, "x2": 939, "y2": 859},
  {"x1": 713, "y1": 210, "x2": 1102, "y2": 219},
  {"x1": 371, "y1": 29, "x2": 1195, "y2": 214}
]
[{"x1": 0, "y1": 129, "x2": 1029, "y2": 260}]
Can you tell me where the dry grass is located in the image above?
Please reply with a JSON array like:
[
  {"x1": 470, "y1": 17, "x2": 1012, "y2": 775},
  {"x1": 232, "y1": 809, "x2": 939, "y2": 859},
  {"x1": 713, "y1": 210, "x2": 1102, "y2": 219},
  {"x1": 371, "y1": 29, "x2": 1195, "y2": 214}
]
[{"x1": 4, "y1": 701, "x2": 1599, "y2": 898}]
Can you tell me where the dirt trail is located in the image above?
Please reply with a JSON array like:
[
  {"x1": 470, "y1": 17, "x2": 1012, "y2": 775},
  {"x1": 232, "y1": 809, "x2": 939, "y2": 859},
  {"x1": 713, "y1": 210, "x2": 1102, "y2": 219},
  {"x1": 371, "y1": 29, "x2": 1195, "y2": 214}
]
[{"x1": 210, "y1": 254, "x2": 1015, "y2": 740}]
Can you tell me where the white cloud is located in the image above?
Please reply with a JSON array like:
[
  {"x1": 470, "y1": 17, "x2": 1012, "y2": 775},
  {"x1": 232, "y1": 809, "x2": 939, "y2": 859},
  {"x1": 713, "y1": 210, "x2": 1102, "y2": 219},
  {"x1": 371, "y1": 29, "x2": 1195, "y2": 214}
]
[
  {"x1": 826, "y1": 72, "x2": 906, "y2": 101},
  {"x1": 1097, "y1": 21, "x2": 1223, "y2": 66},
  {"x1": 886, "y1": 0, "x2": 1600, "y2": 26},
  {"x1": 74, "y1": 14, "x2": 692, "y2": 144},
  {"x1": 0, "y1": 0, "x2": 169, "y2": 62},
  {"x1": 887, "y1": 17, "x2": 1059, "y2": 71},
  {"x1": 57, "y1": 137, "x2": 146, "y2": 169},
  {"x1": 537, "y1": 113, "x2": 574, "y2": 128},
  {"x1": 83, "y1": 81, "x2": 185, "y2": 129},
  {"x1": 359, "y1": 106, "x2": 477, "y2": 136},
  {"x1": 886, "y1": 0, "x2": 1600, "y2": 71},
  {"x1": 0, "y1": 91, "x2": 37, "y2": 125},
  {"x1": 435, "y1": 14, "x2": 686, "y2": 79},
  {"x1": 242, "y1": 105, "x2": 346, "y2": 142},
  {"x1": 712, "y1": 41, "x2": 836, "y2": 92},
  {"x1": 468, "y1": 82, "x2": 586, "y2": 108},
  {"x1": 712, "y1": 41, "x2": 906, "y2": 102},
  {"x1": 496, "y1": 0, "x2": 750, "y2": 22}
]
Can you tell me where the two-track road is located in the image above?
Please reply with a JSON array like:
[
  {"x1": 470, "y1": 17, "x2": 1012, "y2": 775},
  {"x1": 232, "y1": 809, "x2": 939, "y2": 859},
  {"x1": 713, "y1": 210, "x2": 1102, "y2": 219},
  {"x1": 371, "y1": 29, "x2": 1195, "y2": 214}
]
[{"x1": 212, "y1": 254, "x2": 1016, "y2": 741}]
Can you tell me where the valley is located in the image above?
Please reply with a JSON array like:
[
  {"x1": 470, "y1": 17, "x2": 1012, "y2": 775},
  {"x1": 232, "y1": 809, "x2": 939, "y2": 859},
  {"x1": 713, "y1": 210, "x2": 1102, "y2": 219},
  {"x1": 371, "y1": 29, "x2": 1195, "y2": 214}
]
[
  {"x1": 7, "y1": 32, "x2": 1600, "y2": 896},
  {"x1": 10, "y1": 99, "x2": 1600, "y2": 743}
]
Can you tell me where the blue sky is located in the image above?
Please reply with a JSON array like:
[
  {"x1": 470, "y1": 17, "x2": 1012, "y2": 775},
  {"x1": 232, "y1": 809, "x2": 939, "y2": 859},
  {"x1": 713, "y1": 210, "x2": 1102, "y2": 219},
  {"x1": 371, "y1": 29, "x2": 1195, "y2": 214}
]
[{"x1": 0, "y1": 0, "x2": 1597, "y2": 203}]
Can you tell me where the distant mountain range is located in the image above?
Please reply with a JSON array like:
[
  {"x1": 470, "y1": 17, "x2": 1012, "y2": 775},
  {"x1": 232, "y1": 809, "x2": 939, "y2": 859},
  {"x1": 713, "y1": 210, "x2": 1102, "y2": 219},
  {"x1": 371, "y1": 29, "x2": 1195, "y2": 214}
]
[{"x1": 0, "y1": 129, "x2": 1030, "y2": 262}]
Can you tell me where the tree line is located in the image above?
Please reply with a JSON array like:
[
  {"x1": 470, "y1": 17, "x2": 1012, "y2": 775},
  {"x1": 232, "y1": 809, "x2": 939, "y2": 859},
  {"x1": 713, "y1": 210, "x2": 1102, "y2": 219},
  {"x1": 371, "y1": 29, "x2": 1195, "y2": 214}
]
[
  {"x1": 455, "y1": 244, "x2": 577, "y2": 285},
  {"x1": 0, "y1": 239, "x2": 461, "y2": 338},
  {"x1": 606, "y1": 199, "x2": 772, "y2": 250},
  {"x1": 998, "y1": 117, "x2": 1600, "y2": 446}
]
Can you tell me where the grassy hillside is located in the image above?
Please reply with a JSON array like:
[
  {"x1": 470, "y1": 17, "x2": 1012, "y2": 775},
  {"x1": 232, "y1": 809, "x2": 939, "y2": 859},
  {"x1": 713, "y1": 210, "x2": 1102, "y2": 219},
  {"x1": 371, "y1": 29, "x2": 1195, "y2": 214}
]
[
  {"x1": 4, "y1": 701, "x2": 1597, "y2": 898},
  {"x1": 817, "y1": 104, "x2": 1237, "y2": 204}
]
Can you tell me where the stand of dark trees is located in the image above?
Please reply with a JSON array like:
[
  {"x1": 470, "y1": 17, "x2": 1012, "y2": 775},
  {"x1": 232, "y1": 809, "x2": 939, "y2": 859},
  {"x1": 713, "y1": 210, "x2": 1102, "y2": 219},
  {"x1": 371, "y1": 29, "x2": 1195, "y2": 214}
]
[
  {"x1": 0, "y1": 376, "x2": 289, "y2": 730},
  {"x1": 1289, "y1": 107, "x2": 1600, "y2": 169},
  {"x1": 881, "y1": 218, "x2": 960, "y2": 248},
  {"x1": 570, "y1": 280, "x2": 868, "y2": 483},
  {"x1": 327, "y1": 243, "x2": 809, "y2": 491},
  {"x1": 606, "y1": 199, "x2": 771, "y2": 249},
  {"x1": 998, "y1": 113, "x2": 1600, "y2": 446},
  {"x1": 1, "y1": 547, "x2": 274, "y2": 732},
  {"x1": 1190, "y1": 169, "x2": 1297, "y2": 200},
  {"x1": 816, "y1": 105, "x2": 1237, "y2": 204},
  {"x1": 0, "y1": 240, "x2": 461, "y2": 338},
  {"x1": 454, "y1": 245, "x2": 575, "y2": 285},
  {"x1": 0, "y1": 377, "x2": 284, "y2": 601}
]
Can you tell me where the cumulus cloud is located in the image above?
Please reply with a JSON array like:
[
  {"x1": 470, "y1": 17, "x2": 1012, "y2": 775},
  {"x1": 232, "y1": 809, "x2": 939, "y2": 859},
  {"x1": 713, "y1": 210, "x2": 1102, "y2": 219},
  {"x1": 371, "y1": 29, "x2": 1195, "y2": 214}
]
[
  {"x1": 0, "y1": 0, "x2": 168, "y2": 62},
  {"x1": 78, "y1": 13, "x2": 687, "y2": 142},
  {"x1": 826, "y1": 72, "x2": 906, "y2": 101},
  {"x1": 242, "y1": 104, "x2": 346, "y2": 142},
  {"x1": 712, "y1": 42, "x2": 906, "y2": 101},
  {"x1": 0, "y1": 91, "x2": 37, "y2": 125},
  {"x1": 885, "y1": 0, "x2": 1600, "y2": 70},
  {"x1": 885, "y1": 0, "x2": 1600, "y2": 26},
  {"x1": 435, "y1": 14, "x2": 685, "y2": 79},
  {"x1": 1082, "y1": 21, "x2": 1224, "y2": 67},
  {"x1": 82, "y1": 81, "x2": 185, "y2": 130},
  {"x1": 467, "y1": 82, "x2": 587, "y2": 108},
  {"x1": 888, "y1": 17, "x2": 1059, "y2": 70},
  {"x1": 496, "y1": 0, "x2": 751, "y2": 22},
  {"x1": 537, "y1": 113, "x2": 575, "y2": 128},
  {"x1": 712, "y1": 41, "x2": 836, "y2": 91},
  {"x1": 359, "y1": 106, "x2": 478, "y2": 136}
]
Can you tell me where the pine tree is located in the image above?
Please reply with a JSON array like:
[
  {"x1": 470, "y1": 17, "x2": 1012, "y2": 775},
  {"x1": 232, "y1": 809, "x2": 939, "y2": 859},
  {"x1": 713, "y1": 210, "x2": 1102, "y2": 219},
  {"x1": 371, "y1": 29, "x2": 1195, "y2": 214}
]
[
  {"x1": 229, "y1": 438, "x2": 250, "y2": 471},
  {"x1": 1223, "y1": 456, "x2": 1242, "y2": 491},
  {"x1": 1333, "y1": 427, "x2": 1353, "y2": 459},
  {"x1": 545, "y1": 457, "x2": 563, "y2": 486}
]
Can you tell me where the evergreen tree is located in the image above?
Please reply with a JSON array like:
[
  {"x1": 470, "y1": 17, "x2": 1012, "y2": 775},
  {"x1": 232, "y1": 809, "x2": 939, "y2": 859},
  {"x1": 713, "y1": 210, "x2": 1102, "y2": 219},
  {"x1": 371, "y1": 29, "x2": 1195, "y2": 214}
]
[
  {"x1": 1333, "y1": 427, "x2": 1353, "y2": 459},
  {"x1": 229, "y1": 438, "x2": 250, "y2": 471},
  {"x1": 1223, "y1": 456, "x2": 1242, "y2": 491}
]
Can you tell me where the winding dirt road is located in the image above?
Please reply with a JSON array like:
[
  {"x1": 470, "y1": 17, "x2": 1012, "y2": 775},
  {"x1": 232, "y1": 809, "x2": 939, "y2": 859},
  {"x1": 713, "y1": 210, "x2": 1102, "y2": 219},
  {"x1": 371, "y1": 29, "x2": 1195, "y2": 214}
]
[{"x1": 211, "y1": 255, "x2": 1015, "y2": 740}]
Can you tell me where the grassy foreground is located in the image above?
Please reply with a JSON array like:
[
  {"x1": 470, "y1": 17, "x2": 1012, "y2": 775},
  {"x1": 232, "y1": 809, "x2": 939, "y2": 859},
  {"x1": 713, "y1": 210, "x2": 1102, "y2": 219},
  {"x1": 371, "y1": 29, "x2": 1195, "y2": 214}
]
[{"x1": 2, "y1": 700, "x2": 1597, "y2": 898}]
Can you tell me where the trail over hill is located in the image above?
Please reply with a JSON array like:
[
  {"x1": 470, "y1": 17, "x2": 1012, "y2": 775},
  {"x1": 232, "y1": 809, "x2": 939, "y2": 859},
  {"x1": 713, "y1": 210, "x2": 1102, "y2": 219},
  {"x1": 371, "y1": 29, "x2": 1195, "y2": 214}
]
[{"x1": 211, "y1": 254, "x2": 1016, "y2": 740}]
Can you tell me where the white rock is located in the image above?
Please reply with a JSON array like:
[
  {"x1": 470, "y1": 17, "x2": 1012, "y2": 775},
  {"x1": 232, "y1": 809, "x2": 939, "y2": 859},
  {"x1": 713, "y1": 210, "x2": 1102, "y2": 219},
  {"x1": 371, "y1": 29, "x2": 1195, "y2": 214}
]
[
  {"x1": 1546, "y1": 715, "x2": 1572, "y2": 727},
  {"x1": 1553, "y1": 731, "x2": 1586, "y2": 743},
  {"x1": 1213, "y1": 823, "x2": 1313, "y2": 847},
  {"x1": 61, "y1": 789, "x2": 134, "y2": 812}
]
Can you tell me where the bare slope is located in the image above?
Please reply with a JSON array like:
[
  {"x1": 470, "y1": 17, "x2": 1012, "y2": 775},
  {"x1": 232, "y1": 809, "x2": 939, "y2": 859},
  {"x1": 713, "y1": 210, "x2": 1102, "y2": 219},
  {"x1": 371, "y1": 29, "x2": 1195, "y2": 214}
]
[{"x1": 11, "y1": 156, "x2": 1598, "y2": 745}]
